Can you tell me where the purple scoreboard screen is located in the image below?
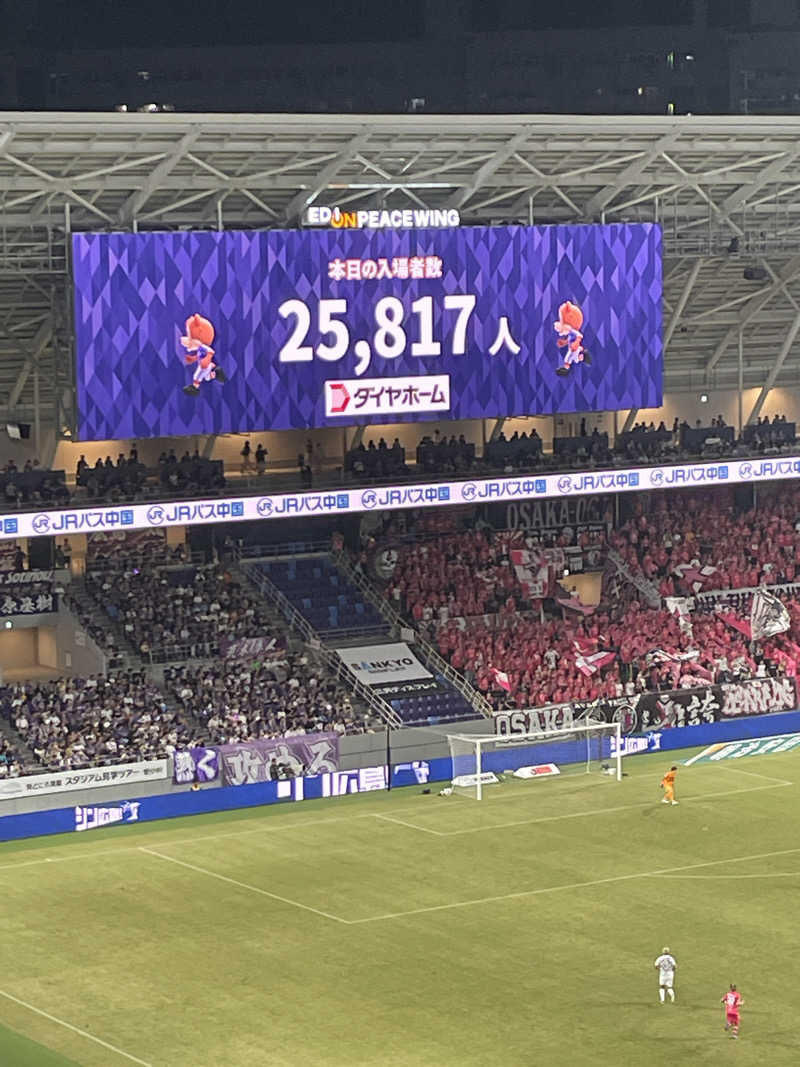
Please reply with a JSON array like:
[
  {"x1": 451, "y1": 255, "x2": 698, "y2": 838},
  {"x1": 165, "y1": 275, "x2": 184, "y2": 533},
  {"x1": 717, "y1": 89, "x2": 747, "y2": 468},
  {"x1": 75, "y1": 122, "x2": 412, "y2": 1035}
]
[{"x1": 72, "y1": 223, "x2": 662, "y2": 440}]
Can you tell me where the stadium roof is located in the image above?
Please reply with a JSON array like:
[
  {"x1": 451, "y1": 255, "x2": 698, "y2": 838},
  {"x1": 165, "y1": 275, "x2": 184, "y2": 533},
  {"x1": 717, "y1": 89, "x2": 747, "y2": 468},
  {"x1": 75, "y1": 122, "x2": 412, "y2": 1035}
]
[{"x1": 3, "y1": 111, "x2": 800, "y2": 438}]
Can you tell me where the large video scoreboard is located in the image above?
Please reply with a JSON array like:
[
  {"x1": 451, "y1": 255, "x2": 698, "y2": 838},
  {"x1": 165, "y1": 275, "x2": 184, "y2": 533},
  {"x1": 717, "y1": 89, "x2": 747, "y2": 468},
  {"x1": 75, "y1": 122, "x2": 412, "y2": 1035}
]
[{"x1": 72, "y1": 222, "x2": 662, "y2": 440}]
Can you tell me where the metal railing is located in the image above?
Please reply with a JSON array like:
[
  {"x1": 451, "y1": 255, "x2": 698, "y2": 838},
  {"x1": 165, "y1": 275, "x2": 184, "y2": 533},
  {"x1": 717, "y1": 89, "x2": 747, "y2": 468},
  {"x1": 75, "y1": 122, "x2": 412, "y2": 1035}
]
[
  {"x1": 332, "y1": 550, "x2": 494, "y2": 720},
  {"x1": 241, "y1": 561, "x2": 402, "y2": 728}
]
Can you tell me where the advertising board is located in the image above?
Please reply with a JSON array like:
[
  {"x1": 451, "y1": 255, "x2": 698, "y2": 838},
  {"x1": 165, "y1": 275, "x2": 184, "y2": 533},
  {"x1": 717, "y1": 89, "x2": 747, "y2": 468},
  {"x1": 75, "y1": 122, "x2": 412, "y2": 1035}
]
[
  {"x1": 334, "y1": 642, "x2": 433, "y2": 688},
  {"x1": 0, "y1": 759, "x2": 169, "y2": 800},
  {"x1": 2, "y1": 455, "x2": 800, "y2": 542}
]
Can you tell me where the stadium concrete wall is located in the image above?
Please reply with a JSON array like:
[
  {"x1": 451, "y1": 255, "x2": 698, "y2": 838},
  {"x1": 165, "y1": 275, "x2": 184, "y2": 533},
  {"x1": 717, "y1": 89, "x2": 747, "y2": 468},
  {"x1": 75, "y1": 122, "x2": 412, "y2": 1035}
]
[{"x1": 54, "y1": 607, "x2": 107, "y2": 676}]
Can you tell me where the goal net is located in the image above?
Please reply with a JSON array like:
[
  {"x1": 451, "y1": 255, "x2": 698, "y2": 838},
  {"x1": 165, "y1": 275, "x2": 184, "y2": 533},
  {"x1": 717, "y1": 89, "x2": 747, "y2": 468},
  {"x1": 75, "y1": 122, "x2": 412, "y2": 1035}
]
[{"x1": 446, "y1": 720, "x2": 622, "y2": 799}]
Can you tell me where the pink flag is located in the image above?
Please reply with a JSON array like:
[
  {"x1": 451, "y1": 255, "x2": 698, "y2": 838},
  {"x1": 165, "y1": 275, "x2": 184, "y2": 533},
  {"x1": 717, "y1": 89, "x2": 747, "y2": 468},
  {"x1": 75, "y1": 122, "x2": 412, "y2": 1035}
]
[
  {"x1": 575, "y1": 650, "x2": 616, "y2": 676},
  {"x1": 573, "y1": 636, "x2": 598, "y2": 656},
  {"x1": 489, "y1": 666, "x2": 511, "y2": 692}
]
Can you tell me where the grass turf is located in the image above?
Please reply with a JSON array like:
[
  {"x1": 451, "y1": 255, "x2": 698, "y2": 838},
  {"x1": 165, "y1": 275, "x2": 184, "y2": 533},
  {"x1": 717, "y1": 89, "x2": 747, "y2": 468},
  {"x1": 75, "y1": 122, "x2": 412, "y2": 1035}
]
[{"x1": 1, "y1": 745, "x2": 799, "y2": 1066}]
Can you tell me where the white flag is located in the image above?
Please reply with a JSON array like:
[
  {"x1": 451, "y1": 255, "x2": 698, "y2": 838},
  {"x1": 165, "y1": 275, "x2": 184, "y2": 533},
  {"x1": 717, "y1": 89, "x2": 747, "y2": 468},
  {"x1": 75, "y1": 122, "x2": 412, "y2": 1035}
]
[{"x1": 750, "y1": 588, "x2": 790, "y2": 642}]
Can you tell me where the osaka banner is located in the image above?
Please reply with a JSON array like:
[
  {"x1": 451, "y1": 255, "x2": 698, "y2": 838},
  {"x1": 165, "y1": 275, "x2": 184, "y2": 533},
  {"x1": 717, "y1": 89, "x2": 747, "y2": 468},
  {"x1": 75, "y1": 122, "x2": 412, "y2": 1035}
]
[
  {"x1": 219, "y1": 733, "x2": 339, "y2": 785},
  {"x1": 493, "y1": 676, "x2": 797, "y2": 736},
  {"x1": 73, "y1": 223, "x2": 662, "y2": 439},
  {"x1": 334, "y1": 642, "x2": 433, "y2": 688}
]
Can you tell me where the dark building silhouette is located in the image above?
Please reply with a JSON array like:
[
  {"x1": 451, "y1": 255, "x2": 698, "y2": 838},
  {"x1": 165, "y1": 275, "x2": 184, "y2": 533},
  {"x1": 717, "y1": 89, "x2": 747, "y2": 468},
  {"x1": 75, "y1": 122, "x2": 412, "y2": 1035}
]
[{"x1": 1, "y1": 0, "x2": 800, "y2": 115}]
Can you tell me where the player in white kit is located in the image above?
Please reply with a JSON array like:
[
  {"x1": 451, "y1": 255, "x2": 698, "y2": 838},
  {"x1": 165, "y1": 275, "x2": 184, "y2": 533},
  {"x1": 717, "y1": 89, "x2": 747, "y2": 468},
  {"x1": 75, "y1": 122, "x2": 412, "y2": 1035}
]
[{"x1": 654, "y1": 948, "x2": 676, "y2": 1003}]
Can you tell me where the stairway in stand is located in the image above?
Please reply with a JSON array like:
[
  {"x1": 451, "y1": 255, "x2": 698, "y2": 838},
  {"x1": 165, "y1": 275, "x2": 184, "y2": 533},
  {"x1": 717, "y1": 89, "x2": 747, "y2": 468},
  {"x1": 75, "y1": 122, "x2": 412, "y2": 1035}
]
[{"x1": 255, "y1": 554, "x2": 390, "y2": 639}]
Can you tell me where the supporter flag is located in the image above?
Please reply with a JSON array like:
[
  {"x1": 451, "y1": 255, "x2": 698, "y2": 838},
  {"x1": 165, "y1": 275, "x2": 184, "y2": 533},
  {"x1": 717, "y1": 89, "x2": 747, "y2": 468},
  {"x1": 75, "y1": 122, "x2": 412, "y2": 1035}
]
[
  {"x1": 750, "y1": 588, "x2": 790, "y2": 642},
  {"x1": 718, "y1": 610, "x2": 752, "y2": 639},
  {"x1": 573, "y1": 636, "x2": 598, "y2": 656},
  {"x1": 574, "y1": 650, "x2": 616, "y2": 676},
  {"x1": 556, "y1": 588, "x2": 596, "y2": 615},
  {"x1": 646, "y1": 648, "x2": 699, "y2": 665},
  {"x1": 489, "y1": 666, "x2": 511, "y2": 692}
]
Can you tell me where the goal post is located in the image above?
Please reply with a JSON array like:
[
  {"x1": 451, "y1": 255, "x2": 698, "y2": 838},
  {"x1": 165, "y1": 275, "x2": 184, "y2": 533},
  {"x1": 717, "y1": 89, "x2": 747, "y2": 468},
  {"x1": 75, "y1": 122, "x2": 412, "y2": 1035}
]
[{"x1": 446, "y1": 720, "x2": 622, "y2": 799}]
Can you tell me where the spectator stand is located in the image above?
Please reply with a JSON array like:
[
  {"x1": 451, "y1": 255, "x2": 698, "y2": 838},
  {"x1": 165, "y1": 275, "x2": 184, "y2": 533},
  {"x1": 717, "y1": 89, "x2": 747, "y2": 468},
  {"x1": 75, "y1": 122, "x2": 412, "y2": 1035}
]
[
  {"x1": 483, "y1": 431, "x2": 541, "y2": 471},
  {"x1": 679, "y1": 421, "x2": 736, "y2": 454},
  {"x1": 165, "y1": 649, "x2": 376, "y2": 747},
  {"x1": 0, "y1": 723, "x2": 25, "y2": 779},
  {"x1": 77, "y1": 557, "x2": 277, "y2": 665},
  {"x1": 553, "y1": 431, "x2": 611, "y2": 461},
  {"x1": 0, "y1": 464, "x2": 69, "y2": 509},
  {"x1": 346, "y1": 437, "x2": 407, "y2": 480},
  {"x1": 256, "y1": 554, "x2": 389, "y2": 641},
  {"x1": 416, "y1": 433, "x2": 475, "y2": 474},
  {"x1": 334, "y1": 547, "x2": 492, "y2": 725},
  {"x1": 242, "y1": 558, "x2": 403, "y2": 728},
  {"x1": 71, "y1": 449, "x2": 225, "y2": 506},
  {"x1": 0, "y1": 671, "x2": 194, "y2": 772},
  {"x1": 741, "y1": 417, "x2": 796, "y2": 450},
  {"x1": 0, "y1": 414, "x2": 799, "y2": 523}
]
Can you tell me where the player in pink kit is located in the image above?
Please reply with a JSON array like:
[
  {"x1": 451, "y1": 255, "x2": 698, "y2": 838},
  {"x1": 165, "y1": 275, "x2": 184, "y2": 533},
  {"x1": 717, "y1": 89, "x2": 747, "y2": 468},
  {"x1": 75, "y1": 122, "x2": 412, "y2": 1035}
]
[{"x1": 721, "y1": 984, "x2": 743, "y2": 1038}]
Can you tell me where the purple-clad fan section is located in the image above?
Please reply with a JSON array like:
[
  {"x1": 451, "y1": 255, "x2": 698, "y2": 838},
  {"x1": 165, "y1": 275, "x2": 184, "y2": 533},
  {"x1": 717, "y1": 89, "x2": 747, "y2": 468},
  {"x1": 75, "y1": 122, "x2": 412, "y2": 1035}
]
[{"x1": 73, "y1": 223, "x2": 662, "y2": 440}]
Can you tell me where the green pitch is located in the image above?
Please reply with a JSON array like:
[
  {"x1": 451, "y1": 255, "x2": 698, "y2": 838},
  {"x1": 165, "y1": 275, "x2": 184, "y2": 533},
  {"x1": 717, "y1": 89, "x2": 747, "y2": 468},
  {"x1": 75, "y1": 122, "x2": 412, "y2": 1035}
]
[{"x1": 1, "y1": 745, "x2": 800, "y2": 1067}]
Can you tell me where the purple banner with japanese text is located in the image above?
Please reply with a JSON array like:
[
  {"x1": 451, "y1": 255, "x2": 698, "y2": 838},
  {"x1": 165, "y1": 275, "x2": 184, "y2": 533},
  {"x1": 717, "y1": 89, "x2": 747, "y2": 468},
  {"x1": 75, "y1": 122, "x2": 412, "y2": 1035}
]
[
  {"x1": 73, "y1": 223, "x2": 662, "y2": 439},
  {"x1": 219, "y1": 733, "x2": 339, "y2": 785},
  {"x1": 172, "y1": 746, "x2": 220, "y2": 785}
]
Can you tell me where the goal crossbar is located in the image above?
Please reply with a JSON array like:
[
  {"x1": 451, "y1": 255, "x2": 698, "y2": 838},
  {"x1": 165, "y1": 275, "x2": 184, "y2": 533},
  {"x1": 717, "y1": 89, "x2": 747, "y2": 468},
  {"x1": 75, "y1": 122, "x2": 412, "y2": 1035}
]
[{"x1": 446, "y1": 720, "x2": 622, "y2": 800}]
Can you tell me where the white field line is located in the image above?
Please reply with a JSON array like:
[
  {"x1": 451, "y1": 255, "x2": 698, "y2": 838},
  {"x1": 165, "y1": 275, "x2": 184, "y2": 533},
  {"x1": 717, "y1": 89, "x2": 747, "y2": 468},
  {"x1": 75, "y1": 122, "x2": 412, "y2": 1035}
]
[
  {"x1": 0, "y1": 770, "x2": 792, "y2": 873},
  {"x1": 0, "y1": 987, "x2": 153, "y2": 1066},
  {"x1": 715, "y1": 764, "x2": 794, "y2": 786},
  {"x1": 348, "y1": 846, "x2": 800, "y2": 924},
  {"x1": 0, "y1": 812, "x2": 380, "y2": 875},
  {"x1": 657, "y1": 872, "x2": 800, "y2": 880},
  {"x1": 139, "y1": 847, "x2": 351, "y2": 925},
  {"x1": 372, "y1": 813, "x2": 447, "y2": 836},
  {"x1": 426, "y1": 780, "x2": 793, "y2": 837}
]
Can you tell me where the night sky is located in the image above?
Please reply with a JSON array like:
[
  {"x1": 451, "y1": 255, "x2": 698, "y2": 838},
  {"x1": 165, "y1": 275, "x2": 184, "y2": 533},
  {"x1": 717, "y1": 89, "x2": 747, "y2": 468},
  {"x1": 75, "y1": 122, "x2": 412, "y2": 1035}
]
[{"x1": 6, "y1": 0, "x2": 750, "y2": 50}]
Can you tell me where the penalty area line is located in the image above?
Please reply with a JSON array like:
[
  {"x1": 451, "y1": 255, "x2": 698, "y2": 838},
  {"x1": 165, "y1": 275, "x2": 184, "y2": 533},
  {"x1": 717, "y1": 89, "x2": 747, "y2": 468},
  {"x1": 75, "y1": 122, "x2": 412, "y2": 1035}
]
[
  {"x1": 347, "y1": 846, "x2": 800, "y2": 924},
  {"x1": 372, "y1": 813, "x2": 446, "y2": 836},
  {"x1": 0, "y1": 988, "x2": 153, "y2": 1066},
  {"x1": 139, "y1": 846, "x2": 352, "y2": 925},
  {"x1": 714, "y1": 764, "x2": 794, "y2": 787}
]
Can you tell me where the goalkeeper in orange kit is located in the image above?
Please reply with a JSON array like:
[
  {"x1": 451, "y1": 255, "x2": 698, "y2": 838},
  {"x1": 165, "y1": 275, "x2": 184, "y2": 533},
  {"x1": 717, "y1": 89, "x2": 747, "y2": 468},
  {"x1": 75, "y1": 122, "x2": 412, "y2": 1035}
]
[{"x1": 661, "y1": 765, "x2": 678, "y2": 805}]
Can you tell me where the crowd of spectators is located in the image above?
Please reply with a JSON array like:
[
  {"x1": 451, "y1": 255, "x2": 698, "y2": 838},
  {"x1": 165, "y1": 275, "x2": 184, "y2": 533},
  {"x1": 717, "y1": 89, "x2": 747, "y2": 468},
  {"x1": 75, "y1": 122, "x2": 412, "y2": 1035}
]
[
  {"x1": 76, "y1": 449, "x2": 148, "y2": 501},
  {"x1": 436, "y1": 602, "x2": 770, "y2": 709},
  {"x1": 0, "y1": 672, "x2": 192, "y2": 770},
  {"x1": 71, "y1": 447, "x2": 225, "y2": 504},
  {"x1": 166, "y1": 652, "x2": 376, "y2": 745},
  {"x1": 385, "y1": 529, "x2": 525, "y2": 624},
  {"x1": 346, "y1": 437, "x2": 406, "y2": 479},
  {"x1": 157, "y1": 449, "x2": 226, "y2": 495},
  {"x1": 371, "y1": 483, "x2": 800, "y2": 709},
  {"x1": 1, "y1": 460, "x2": 69, "y2": 509},
  {"x1": 612, "y1": 486, "x2": 800, "y2": 596},
  {"x1": 416, "y1": 433, "x2": 476, "y2": 473},
  {"x1": 0, "y1": 652, "x2": 378, "y2": 774},
  {"x1": 84, "y1": 562, "x2": 274, "y2": 662},
  {"x1": 0, "y1": 733, "x2": 24, "y2": 778}
]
